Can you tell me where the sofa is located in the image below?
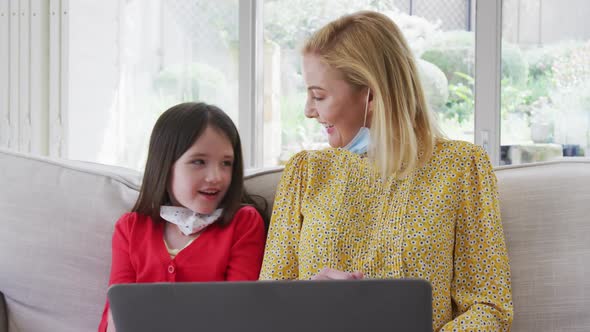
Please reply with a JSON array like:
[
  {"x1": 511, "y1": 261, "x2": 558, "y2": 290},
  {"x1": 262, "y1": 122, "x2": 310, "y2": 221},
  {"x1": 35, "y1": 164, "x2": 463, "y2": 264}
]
[{"x1": 1, "y1": 148, "x2": 589, "y2": 331}]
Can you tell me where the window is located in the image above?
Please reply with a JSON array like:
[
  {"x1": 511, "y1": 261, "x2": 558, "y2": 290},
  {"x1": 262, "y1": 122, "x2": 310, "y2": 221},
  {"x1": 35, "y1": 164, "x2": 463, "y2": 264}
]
[
  {"x1": 262, "y1": 0, "x2": 476, "y2": 166},
  {"x1": 501, "y1": 0, "x2": 589, "y2": 165},
  {"x1": 3, "y1": 0, "x2": 587, "y2": 171},
  {"x1": 68, "y1": 0, "x2": 239, "y2": 170}
]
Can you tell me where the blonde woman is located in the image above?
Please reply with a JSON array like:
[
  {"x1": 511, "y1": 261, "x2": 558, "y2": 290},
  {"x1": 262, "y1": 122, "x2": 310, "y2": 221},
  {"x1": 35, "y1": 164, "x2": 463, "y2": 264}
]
[{"x1": 260, "y1": 11, "x2": 513, "y2": 331}]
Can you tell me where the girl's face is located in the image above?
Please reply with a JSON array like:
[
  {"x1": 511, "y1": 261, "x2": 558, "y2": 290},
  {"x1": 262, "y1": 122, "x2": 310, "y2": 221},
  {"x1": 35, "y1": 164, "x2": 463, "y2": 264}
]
[
  {"x1": 302, "y1": 53, "x2": 370, "y2": 148},
  {"x1": 168, "y1": 126, "x2": 234, "y2": 215}
]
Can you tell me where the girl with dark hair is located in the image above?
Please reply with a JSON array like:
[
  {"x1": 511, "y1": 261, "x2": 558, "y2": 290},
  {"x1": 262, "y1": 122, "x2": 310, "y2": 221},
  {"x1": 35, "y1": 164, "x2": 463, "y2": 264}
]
[{"x1": 99, "y1": 102, "x2": 267, "y2": 332}]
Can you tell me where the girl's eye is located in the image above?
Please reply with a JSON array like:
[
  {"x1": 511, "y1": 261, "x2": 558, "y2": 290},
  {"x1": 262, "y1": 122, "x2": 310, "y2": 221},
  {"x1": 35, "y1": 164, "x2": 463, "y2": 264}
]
[
  {"x1": 192, "y1": 159, "x2": 205, "y2": 165},
  {"x1": 222, "y1": 160, "x2": 233, "y2": 167},
  {"x1": 312, "y1": 96, "x2": 324, "y2": 101}
]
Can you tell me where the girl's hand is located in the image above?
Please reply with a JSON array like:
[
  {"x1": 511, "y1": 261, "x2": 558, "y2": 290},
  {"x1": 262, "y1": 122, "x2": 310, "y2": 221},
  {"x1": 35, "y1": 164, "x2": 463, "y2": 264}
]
[{"x1": 311, "y1": 267, "x2": 364, "y2": 280}]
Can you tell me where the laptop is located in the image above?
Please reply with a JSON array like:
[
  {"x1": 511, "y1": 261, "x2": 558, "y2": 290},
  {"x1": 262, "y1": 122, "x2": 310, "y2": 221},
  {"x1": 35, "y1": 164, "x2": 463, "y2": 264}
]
[{"x1": 107, "y1": 279, "x2": 432, "y2": 332}]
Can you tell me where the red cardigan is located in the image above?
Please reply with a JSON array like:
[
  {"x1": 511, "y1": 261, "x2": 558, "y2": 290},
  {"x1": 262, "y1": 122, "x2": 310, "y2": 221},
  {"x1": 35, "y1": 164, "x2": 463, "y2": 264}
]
[{"x1": 98, "y1": 206, "x2": 266, "y2": 332}]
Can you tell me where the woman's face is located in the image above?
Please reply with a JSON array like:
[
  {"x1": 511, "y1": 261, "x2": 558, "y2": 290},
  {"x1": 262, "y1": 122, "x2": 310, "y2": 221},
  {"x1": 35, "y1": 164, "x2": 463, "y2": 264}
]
[{"x1": 302, "y1": 53, "x2": 370, "y2": 148}]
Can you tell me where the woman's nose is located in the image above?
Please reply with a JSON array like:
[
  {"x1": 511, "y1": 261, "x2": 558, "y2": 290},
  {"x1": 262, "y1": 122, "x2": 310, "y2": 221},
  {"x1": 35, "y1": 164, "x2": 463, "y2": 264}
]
[{"x1": 304, "y1": 100, "x2": 318, "y2": 118}]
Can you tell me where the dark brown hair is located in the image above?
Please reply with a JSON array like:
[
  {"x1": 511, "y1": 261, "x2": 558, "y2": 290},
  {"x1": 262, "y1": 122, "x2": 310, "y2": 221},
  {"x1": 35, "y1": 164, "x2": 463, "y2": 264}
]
[{"x1": 132, "y1": 102, "x2": 268, "y2": 227}]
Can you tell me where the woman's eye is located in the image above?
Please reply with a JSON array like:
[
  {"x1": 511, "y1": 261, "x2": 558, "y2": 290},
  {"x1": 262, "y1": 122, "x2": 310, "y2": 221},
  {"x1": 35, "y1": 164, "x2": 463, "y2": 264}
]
[
  {"x1": 192, "y1": 159, "x2": 205, "y2": 165},
  {"x1": 312, "y1": 96, "x2": 324, "y2": 101},
  {"x1": 222, "y1": 160, "x2": 233, "y2": 167}
]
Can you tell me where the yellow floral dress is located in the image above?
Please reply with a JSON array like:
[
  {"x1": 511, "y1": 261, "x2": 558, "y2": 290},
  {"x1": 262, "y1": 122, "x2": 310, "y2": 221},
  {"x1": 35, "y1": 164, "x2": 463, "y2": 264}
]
[{"x1": 260, "y1": 140, "x2": 513, "y2": 331}]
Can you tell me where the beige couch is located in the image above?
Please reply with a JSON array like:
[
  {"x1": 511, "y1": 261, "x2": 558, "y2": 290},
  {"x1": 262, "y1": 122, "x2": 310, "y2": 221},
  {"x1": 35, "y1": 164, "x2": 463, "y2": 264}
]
[{"x1": 1, "y1": 148, "x2": 589, "y2": 331}]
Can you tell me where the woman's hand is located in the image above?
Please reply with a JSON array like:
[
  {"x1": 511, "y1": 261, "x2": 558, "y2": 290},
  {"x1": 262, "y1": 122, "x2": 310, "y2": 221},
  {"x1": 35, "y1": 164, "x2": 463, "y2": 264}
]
[{"x1": 311, "y1": 267, "x2": 364, "y2": 280}]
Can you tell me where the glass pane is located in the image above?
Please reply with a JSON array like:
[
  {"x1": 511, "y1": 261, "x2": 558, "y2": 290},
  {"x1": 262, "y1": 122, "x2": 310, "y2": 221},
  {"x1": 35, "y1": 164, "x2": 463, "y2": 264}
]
[
  {"x1": 262, "y1": 0, "x2": 476, "y2": 166},
  {"x1": 68, "y1": 0, "x2": 239, "y2": 170},
  {"x1": 501, "y1": 0, "x2": 589, "y2": 165}
]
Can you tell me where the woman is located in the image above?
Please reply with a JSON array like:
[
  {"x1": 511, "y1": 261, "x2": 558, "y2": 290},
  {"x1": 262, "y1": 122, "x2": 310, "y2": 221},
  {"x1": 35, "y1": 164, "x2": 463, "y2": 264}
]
[{"x1": 260, "y1": 11, "x2": 513, "y2": 331}]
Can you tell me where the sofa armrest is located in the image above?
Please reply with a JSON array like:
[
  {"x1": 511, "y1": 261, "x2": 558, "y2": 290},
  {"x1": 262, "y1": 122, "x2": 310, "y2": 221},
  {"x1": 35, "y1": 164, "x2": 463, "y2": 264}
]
[{"x1": 0, "y1": 291, "x2": 7, "y2": 332}]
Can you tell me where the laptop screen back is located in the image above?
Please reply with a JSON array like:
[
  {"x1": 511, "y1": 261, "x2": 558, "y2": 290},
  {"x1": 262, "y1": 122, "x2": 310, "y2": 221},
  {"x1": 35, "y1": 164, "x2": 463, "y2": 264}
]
[{"x1": 108, "y1": 279, "x2": 432, "y2": 332}]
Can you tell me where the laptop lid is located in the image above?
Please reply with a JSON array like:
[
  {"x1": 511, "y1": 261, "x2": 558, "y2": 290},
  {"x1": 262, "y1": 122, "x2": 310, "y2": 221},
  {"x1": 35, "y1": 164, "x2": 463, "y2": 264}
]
[{"x1": 107, "y1": 279, "x2": 432, "y2": 332}]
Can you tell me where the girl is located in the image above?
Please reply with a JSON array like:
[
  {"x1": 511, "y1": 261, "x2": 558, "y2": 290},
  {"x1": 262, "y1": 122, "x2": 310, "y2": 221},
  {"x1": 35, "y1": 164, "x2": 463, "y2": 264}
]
[{"x1": 99, "y1": 102, "x2": 267, "y2": 332}]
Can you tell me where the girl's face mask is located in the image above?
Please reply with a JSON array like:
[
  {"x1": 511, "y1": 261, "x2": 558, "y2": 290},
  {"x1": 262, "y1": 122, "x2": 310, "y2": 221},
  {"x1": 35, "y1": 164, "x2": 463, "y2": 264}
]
[{"x1": 160, "y1": 206, "x2": 223, "y2": 236}]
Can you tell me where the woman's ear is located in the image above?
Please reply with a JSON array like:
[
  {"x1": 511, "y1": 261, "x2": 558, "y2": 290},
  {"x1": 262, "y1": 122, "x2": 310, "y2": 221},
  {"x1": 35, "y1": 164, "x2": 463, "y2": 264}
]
[
  {"x1": 364, "y1": 87, "x2": 374, "y2": 128},
  {"x1": 367, "y1": 88, "x2": 374, "y2": 112}
]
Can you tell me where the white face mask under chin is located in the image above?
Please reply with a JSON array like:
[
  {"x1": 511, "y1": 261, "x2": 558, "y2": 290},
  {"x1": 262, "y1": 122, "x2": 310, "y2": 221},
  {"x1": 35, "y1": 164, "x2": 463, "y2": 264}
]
[{"x1": 160, "y1": 206, "x2": 223, "y2": 236}]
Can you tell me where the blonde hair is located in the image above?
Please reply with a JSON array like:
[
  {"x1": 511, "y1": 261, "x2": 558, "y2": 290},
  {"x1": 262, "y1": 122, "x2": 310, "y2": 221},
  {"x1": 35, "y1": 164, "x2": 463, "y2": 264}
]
[{"x1": 303, "y1": 11, "x2": 443, "y2": 178}]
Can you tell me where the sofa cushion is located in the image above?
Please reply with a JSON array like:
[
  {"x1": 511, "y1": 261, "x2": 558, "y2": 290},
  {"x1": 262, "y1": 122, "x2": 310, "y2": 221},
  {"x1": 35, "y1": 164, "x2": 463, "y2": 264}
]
[
  {"x1": 0, "y1": 149, "x2": 141, "y2": 332},
  {"x1": 495, "y1": 159, "x2": 590, "y2": 331}
]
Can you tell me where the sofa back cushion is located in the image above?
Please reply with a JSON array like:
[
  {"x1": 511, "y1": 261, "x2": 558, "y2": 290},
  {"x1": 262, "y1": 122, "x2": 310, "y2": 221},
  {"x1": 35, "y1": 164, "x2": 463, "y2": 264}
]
[
  {"x1": 0, "y1": 149, "x2": 141, "y2": 332},
  {"x1": 495, "y1": 159, "x2": 590, "y2": 331}
]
